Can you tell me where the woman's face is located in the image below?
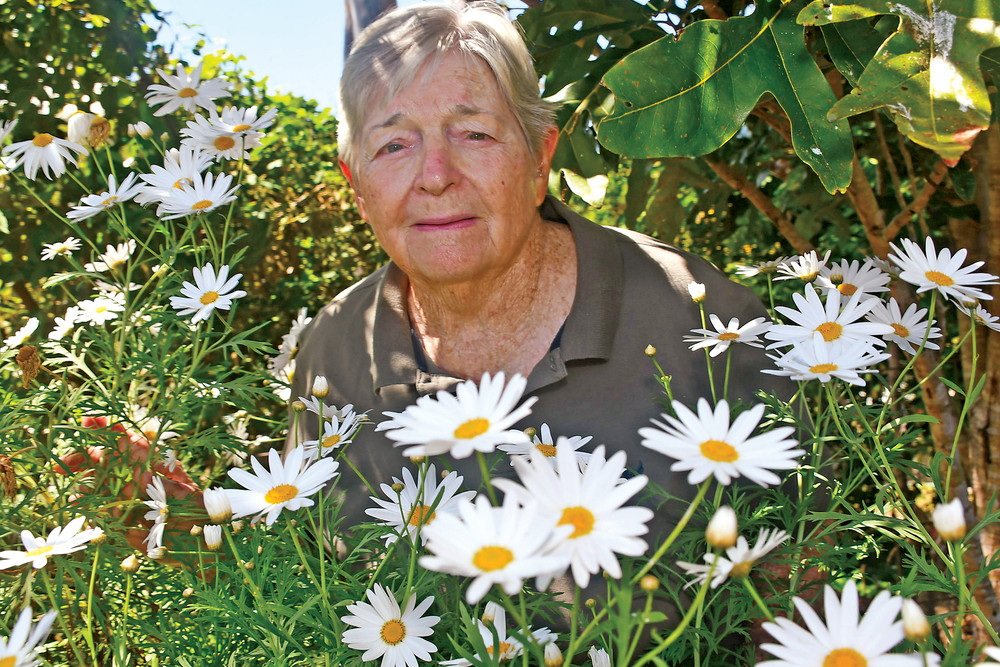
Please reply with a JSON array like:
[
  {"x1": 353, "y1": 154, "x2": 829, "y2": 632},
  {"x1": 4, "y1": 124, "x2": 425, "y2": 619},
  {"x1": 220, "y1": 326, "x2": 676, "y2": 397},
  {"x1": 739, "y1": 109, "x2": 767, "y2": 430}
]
[{"x1": 351, "y1": 51, "x2": 557, "y2": 288}]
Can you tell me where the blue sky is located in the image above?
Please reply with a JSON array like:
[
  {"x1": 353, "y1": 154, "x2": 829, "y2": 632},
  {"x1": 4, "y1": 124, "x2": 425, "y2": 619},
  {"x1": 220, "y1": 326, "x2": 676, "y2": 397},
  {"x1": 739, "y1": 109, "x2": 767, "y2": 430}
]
[{"x1": 153, "y1": 0, "x2": 349, "y2": 112}]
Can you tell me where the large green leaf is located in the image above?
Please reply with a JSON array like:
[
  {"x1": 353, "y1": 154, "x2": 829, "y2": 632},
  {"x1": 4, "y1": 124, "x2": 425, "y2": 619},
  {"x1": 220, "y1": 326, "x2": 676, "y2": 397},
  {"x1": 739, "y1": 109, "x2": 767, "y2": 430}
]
[
  {"x1": 597, "y1": 0, "x2": 854, "y2": 194},
  {"x1": 798, "y1": 0, "x2": 1000, "y2": 165}
]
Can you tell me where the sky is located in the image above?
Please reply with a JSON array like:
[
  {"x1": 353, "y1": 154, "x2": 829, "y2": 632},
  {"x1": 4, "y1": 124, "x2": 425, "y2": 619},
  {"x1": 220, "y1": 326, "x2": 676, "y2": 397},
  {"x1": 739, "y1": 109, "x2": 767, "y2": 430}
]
[{"x1": 152, "y1": 0, "x2": 350, "y2": 112}]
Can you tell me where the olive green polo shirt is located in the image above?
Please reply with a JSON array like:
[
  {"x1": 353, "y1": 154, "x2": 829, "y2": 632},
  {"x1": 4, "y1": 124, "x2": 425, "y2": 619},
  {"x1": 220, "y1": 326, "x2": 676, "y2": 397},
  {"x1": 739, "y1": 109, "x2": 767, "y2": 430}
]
[{"x1": 290, "y1": 195, "x2": 787, "y2": 537}]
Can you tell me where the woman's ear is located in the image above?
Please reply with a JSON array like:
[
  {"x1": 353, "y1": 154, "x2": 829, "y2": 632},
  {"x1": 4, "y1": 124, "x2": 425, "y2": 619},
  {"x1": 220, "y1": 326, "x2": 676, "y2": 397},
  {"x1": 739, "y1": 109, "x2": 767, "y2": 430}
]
[
  {"x1": 340, "y1": 159, "x2": 368, "y2": 221},
  {"x1": 534, "y1": 125, "x2": 560, "y2": 205}
]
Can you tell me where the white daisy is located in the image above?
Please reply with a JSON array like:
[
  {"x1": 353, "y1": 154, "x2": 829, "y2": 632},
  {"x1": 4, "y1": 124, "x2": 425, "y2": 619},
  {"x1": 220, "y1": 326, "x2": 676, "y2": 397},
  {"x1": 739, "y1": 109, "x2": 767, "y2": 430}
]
[
  {"x1": 128, "y1": 121, "x2": 153, "y2": 139},
  {"x1": 964, "y1": 304, "x2": 1000, "y2": 333},
  {"x1": 224, "y1": 446, "x2": 339, "y2": 525},
  {"x1": 48, "y1": 306, "x2": 81, "y2": 341},
  {"x1": 498, "y1": 424, "x2": 592, "y2": 472},
  {"x1": 2, "y1": 318, "x2": 39, "y2": 351},
  {"x1": 302, "y1": 407, "x2": 365, "y2": 459},
  {"x1": 155, "y1": 171, "x2": 240, "y2": 220},
  {"x1": 0, "y1": 517, "x2": 104, "y2": 570},
  {"x1": 977, "y1": 646, "x2": 1000, "y2": 666},
  {"x1": 639, "y1": 398, "x2": 803, "y2": 487},
  {"x1": 815, "y1": 258, "x2": 890, "y2": 301},
  {"x1": 683, "y1": 314, "x2": 770, "y2": 357},
  {"x1": 169, "y1": 263, "x2": 247, "y2": 324},
  {"x1": 495, "y1": 444, "x2": 653, "y2": 589},
  {"x1": 143, "y1": 476, "x2": 169, "y2": 525},
  {"x1": 84, "y1": 240, "x2": 137, "y2": 274},
  {"x1": 734, "y1": 257, "x2": 791, "y2": 278},
  {"x1": 677, "y1": 527, "x2": 788, "y2": 589},
  {"x1": 889, "y1": 237, "x2": 999, "y2": 304},
  {"x1": 377, "y1": 372, "x2": 537, "y2": 459},
  {"x1": 865, "y1": 298, "x2": 941, "y2": 354},
  {"x1": 76, "y1": 294, "x2": 126, "y2": 326},
  {"x1": 145, "y1": 61, "x2": 230, "y2": 116},
  {"x1": 2, "y1": 131, "x2": 87, "y2": 180},
  {"x1": 135, "y1": 145, "x2": 214, "y2": 206},
  {"x1": 215, "y1": 105, "x2": 278, "y2": 134},
  {"x1": 418, "y1": 494, "x2": 566, "y2": 604},
  {"x1": 764, "y1": 333, "x2": 890, "y2": 386},
  {"x1": 341, "y1": 584, "x2": 440, "y2": 667},
  {"x1": 365, "y1": 464, "x2": 476, "y2": 545},
  {"x1": 269, "y1": 307, "x2": 312, "y2": 377},
  {"x1": 294, "y1": 395, "x2": 344, "y2": 422},
  {"x1": 0, "y1": 119, "x2": 16, "y2": 144},
  {"x1": 40, "y1": 236, "x2": 81, "y2": 261},
  {"x1": 0, "y1": 606, "x2": 57, "y2": 667},
  {"x1": 758, "y1": 580, "x2": 923, "y2": 666},
  {"x1": 765, "y1": 284, "x2": 893, "y2": 349},
  {"x1": 66, "y1": 172, "x2": 144, "y2": 221},
  {"x1": 143, "y1": 522, "x2": 165, "y2": 557},
  {"x1": 440, "y1": 602, "x2": 556, "y2": 666},
  {"x1": 775, "y1": 250, "x2": 831, "y2": 282},
  {"x1": 180, "y1": 111, "x2": 264, "y2": 162}
]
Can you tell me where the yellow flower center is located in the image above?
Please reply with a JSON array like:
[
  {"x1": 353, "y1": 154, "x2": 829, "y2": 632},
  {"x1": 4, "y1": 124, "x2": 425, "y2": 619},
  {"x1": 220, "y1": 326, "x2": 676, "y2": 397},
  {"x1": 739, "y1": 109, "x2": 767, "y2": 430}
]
[
  {"x1": 200, "y1": 291, "x2": 219, "y2": 305},
  {"x1": 191, "y1": 199, "x2": 214, "y2": 210},
  {"x1": 558, "y1": 506, "x2": 595, "y2": 539},
  {"x1": 231, "y1": 124, "x2": 252, "y2": 132},
  {"x1": 729, "y1": 560, "x2": 753, "y2": 579},
  {"x1": 454, "y1": 418, "x2": 489, "y2": 440},
  {"x1": 535, "y1": 444, "x2": 557, "y2": 457},
  {"x1": 838, "y1": 283, "x2": 858, "y2": 296},
  {"x1": 891, "y1": 323, "x2": 910, "y2": 337},
  {"x1": 95, "y1": 306, "x2": 108, "y2": 314},
  {"x1": 25, "y1": 545, "x2": 54, "y2": 558},
  {"x1": 800, "y1": 270, "x2": 819, "y2": 282},
  {"x1": 321, "y1": 434, "x2": 341, "y2": 450},
  {"x1": 700, "y1": 439, "x2": 739, "y2": 463},
  {"x1": 380, "y1": 619, "x2": 406, "y2": 645},
  {"x1": 472, "y1": 545, "x2": 513, "y2": 572},
  {"x1": 486, "y1": 642, "x2": 514, "y2": 660},
  {"x1": 925, "y1": 270, "x2": 954, "y2": 287},
  {"x1": 822, "y1": 648, "x2": 867, "y2": 667},
  {"x1": 109, "y1": 258, "x2": 127, "y2": 271},
  {"x1": 717, "y1": 332, "x2": 740, "y2": 341},
  {"x1": 33, "y1": 133, "x2": 54, "y2": 147},
  {"x1": 178, "y1": 87, "x2": 198, "y2": 98},
  {"x1": 101, "y1": 196, "x2": 119, "y2": 207},
  {"x1": 173, "y1": 178, "x2": 192, "y2": 189},
  {"x1": 1, "y1": 656, "x2": 17, "y2": 667},
  {"x1": 815, "y1": 322, "x2": 843, "y2": 342},
  {"x1": 407, "y1": 504, "x2": 436, "y2": 527},
  {"x1": 810, "y1": 363, "x2": 839, "y2": 374},
  {"x1": 264, "y1": 484, "x2": 298, "y2": 504},
  {"x1": 214, "y1": 136, "x2": 236, "y2": 151}
]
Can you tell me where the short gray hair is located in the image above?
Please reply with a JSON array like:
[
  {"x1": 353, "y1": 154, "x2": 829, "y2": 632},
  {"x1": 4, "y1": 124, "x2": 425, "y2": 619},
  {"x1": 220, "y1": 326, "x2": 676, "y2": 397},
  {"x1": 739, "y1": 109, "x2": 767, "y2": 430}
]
[{"x1": 337, "y1": 1, "x2": 556, "y2": 171}]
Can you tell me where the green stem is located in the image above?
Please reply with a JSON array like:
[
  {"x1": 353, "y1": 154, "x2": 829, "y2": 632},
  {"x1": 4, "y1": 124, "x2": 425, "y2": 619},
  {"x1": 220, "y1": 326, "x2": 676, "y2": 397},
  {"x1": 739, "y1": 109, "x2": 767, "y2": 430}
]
[
  {"x1": 634, "y1": 479, "x2": 712, "y2": 581},
  {"x1": 742, "y1": 577, "x2": 774, "y2": 621},
  {"x1": 477, "y1": 451, "x2": 498, "y2": 505}
]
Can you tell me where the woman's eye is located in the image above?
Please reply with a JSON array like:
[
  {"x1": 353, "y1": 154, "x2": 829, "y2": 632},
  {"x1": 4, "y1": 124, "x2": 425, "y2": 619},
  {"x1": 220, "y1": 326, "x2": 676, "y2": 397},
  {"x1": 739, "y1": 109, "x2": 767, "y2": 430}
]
[
  {"x1": 382, "y1": 142, "x2": 405, "y2": 154},
  {"x1": 468, "y1": 131, "x2": 489, "y2": 141}
]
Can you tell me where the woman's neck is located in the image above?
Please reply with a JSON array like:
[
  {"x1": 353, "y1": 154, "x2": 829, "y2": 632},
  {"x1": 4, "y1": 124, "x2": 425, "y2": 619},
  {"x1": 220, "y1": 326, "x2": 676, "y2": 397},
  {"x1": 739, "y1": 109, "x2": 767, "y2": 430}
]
[{"x1": 407, "y1": 220, "x2": 577, "y2": 379}]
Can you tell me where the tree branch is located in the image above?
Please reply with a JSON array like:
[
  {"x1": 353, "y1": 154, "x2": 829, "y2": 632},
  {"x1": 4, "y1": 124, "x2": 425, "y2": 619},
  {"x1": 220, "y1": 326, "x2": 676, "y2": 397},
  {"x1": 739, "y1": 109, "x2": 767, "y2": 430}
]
[
  {"x1": 884, "y1": 160, "x2": 950, "y2": 243},
  {"x1": 702, "y1": 155, "x2": 814, "y2": 254},
  {"x1": 845, "y1": 157, "x2": 889, "y2": 257}
]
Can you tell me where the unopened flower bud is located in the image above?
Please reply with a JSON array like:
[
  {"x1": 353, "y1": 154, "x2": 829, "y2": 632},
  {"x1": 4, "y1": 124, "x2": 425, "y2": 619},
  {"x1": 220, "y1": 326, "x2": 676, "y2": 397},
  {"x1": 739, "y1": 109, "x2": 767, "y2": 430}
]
[
  {"x1": 204, "y1": 487, "x2": 233, "y2": 523},
  {"x1": 147, "y1": 546, "x2": 166, "y2": 560},
  {"x1": 640, "y1": 575, "x2": 660, "y2": 592},
  {"x1": 688, "y1": 282, "x2": 706, "y2": 303},
  {"x1": 243, "y1": 559, "x2": 255, "y2": 571},
  {"x1": 481, "y1": 601, "x2": 501, "y2": 625},
  {"x1": 901, "y1": 599, "x2": 931, "y2": 641},
  {"x1": 409, "y1": 455, "x2": 425, "y2": 465},
  {"x1": 544, "y1": 643, "x2": 563, "y2": 667},
  {"x1": 231, "y1": 520, "x2": 244, "y2": 534},
  {"x1": 391, "y1": 482, "x2": 405, "y2": 493},
  {"x1": 89, "y1": 530, "x2": 107, "y2": 546},
  {"x1": 159, "y1": 131, "x2": 170, "y2": 142},
  {"x1": 644, "y1": 344, "x2": 656, "y2": 357},
  {"x1": 706, "y1": 506, "x2": 738, "y2": 549},
  {"x1": 932, "y1": 498, "x2": 966, "y2": 542},
  {"x1": 121, "y1": 554, "x2": 140, "y2": 573},
  {"x1": 523, "y1": 426, "x2": 537, "y2": 439},
  {"x1": 585, "y1": 598, "x2": 597, "y2": 609},
  {"x1": 311, "y1": 376, "x2": 329, "y2": 399},
  {"x1": 291, "y1": 400, "x2": 307, "y2": 413},
  {"x1": 128, "y1": 121, "x2": 153, "y2": 139},
  {"x1": 257, "y1": 545, "x2": 263, "y2": 555},
  {"x1": 182, "y1": 587, "x2": 194, "y2": 598},
  {"x1": 204, "y1": 524, "x2": 222, "y2": 551},
  {"x1": 190, "y1": 525, "x2": 203, "y2": 536}
]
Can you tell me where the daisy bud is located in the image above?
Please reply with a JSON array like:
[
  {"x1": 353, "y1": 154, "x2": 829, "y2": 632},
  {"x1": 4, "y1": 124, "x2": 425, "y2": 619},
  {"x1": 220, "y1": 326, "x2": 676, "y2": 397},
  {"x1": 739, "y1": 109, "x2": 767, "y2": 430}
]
[
  {"x1": 523, "y1": 426, "x2": 537, "y2": 439},
  {"x1": 311, "y1": 375, "x2": 329, "y2": 399},
  {"x1": 688, "y1": 282, "x2": 706, "y2": 303},
  {"x1": 243, "y1": 560, "x2": 255, "y2": 571},
  {"x1": 190, "y1": 525, "x2": 202, "y2": 536},
  {"x1": 204, "y1": 524, "x2": 223, "y2": 551},
  {"x1": 482, "y1": 601, "x2": 502, "y2": 625},
  {"x1": 203, "y1": 487, "x2": 233, "y2": 523},
  {"x1": 89, "y1": 529, "x2": 107, "y2": 546},
  {"x1": 644, "y1": 344, "x2": 656, "y2": 356},
  {"x1": 231, "y1": 520, "x2": 244, "y2": 534},
  {"x1": 409, "y1": 455, "x2": 425, "y2": 465},
  {"x1": 901, "y1": 599, "x2": 931, "y2": 641},
  {"x1": 128, "y1": 121, "x2": 153, "y2": 139},
  {"x1": 585, "y1": 598, "x2": 597, "y2": 609},
  {"x1": 544, "y1": 643, "x2": 563, "y2": 667},
  {"x1": 391, "y1": 482, "x2": 405, "y2": 493},
  {"x1": 148, "y1": 546, "x2": 166, "y2": 560},
  {"x1": 640, "y1": 575, "x2": 660, "y2": 592},
  {"x1": 706, "y1": 506, "x2": 738, "y2": 549},
  {"x1": 159, "y1": 131, "x2": 170, "y2": 142},
  {"x1": 121, "y1": 554, "x2": 140, "y2": 573},
  {"x1": 589, "y1": 647, "x2": 611, "y2": 667},
  {"x1": 122, "y1": 157, "x2": 135, "y2": 169},
  {"x1": 932, "y1": 498, "x2": 966, "y2": 542},
  {"x1": 291, "y1": 400, "x2": 307, "y2": 413},
  {"x1": 257, "y1": 545, "x2": 263, "y2": 555},
  {"x1": 182, "y1": 587, "x2": 194, "y2": 598},
  {"x1": 66, "y1": 111, "x2": 95, "y2": 144}
]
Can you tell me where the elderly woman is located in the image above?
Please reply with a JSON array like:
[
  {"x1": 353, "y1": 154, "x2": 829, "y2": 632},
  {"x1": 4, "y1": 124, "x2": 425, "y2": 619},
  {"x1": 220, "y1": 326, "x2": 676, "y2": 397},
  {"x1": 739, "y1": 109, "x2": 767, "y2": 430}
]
[{"x1": 290, "y1": 2, "x2": 785, "y2": 533}]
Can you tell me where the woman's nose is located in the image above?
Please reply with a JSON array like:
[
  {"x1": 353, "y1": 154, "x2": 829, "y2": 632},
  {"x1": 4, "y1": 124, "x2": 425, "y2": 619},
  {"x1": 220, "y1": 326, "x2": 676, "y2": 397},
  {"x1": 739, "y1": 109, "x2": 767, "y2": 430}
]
[{"x1": 416, "y1": 141, "x2": 458, "y2": 195}]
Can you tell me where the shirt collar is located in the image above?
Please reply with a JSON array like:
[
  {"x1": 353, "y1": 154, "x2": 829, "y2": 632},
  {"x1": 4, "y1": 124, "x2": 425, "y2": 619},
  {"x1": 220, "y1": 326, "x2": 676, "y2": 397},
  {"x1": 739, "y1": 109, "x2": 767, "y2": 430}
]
[{"x1": 371, "y1": 195, "x2": 624, "y2": 392}]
